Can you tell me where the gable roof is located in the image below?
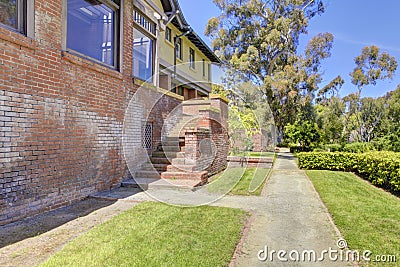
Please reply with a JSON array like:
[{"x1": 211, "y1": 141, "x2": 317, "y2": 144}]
[{"x1": 160, "y1": 0, "x2": 221, "y2": 64}]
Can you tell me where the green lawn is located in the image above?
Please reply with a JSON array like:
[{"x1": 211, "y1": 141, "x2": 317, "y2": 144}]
[
  {"x1": 208, "y1": 167, "x2": 271, "y2": 196},
  {"x1": 40, "y1": 202, "x2": 247, "y2": 267},
  {"x1": 230, "y1": 151, "x2": 275, "y2": 158},
  {"x1": 307, "y1": 170, "x2": 400, "y2": 266}
]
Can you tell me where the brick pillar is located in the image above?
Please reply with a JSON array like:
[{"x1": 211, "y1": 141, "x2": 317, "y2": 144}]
[{"x1": 184, "y1": 128, "x2": 210, "y2": 161}]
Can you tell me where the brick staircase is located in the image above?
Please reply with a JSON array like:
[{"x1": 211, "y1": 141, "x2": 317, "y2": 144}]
[{"x1": 121, "y1": 114, "x2": 208, "y2": 189}]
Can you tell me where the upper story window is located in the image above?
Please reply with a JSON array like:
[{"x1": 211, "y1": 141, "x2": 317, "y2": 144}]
[
  {"x1": 67, "y1": 0, "x2": 120, "y2": 67},
  {"x1": 165, "y1": 27, "x2": 171, "y2": 42},
  {"x1": 189, "y1": 48, "x2": 195, "y2": 69},
  {"x1": 134, "y1": 10, "x2": 155, "y2": 35},
  {"x1": 0, "y1": 0, "x2": 26, "y2": 34},
  {"x1": 175, "y1": 37, "x2": 182, "y2": 60},
  {"x1": 202, "y1": 59, "x2": 206, "y2": 77}
]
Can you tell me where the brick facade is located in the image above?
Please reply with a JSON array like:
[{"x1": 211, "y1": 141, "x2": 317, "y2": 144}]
[{"x1": 0, "y1": 0, "x2": 184, "y2": 225}]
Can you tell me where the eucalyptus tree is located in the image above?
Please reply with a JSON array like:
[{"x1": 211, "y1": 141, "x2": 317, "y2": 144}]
[
  {"x1": 349, "y1": 45, "x2": 398, "y2": 141},
  {"x1": 205, "y1": 0, "x2": 331, "y2": 137}
]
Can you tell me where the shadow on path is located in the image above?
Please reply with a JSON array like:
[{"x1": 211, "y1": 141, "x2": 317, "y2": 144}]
[{"x1": 0, "y1": 198, "x2": 115, "y2": 248}]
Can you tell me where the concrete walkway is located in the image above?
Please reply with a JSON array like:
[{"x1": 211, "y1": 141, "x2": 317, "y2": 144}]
[{"x1": 234, "y1": 151, "x2": 347, "y2": 266}]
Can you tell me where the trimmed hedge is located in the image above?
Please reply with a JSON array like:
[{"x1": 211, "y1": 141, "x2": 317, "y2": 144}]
[{"x1": 298, "y1": 152, "x2": 400, "y2": 194}]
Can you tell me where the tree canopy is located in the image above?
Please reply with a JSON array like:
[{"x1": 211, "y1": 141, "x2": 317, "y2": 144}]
[{"x1": 206, "y1": 0, "x2": 328, "y2": 137}]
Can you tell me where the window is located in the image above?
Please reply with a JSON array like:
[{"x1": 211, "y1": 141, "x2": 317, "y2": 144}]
[
  {"x1": 202, "y1": 59, "x2": 206, "y2": 77},
  {"x1": 67, "y1": 0, "x2": 119, "y2": 67},
  {"x1": 133, "y1": 28, "x2": 154, "y2": 82},
  {"x1": 175, "y1": 37, "x2": 182, "y2": 60},
  {"x1": 165, "y1": 27, "x2": 171, "y2": 42},
  {"x1": 0, "y1": 0, "x2": 25, "y2": 33},
  {"x1": 142, "y1": 122, "x2": 153, "y2": 150},
  {"x1": 189, "y1": 48, "x2": 195, "y2": 69},
  {"x1": 133, "y1": 10, "x2": 156, "y2": 82},
  {"x1": 134, "y1": 10, "x2": 155, "y2": 35}
]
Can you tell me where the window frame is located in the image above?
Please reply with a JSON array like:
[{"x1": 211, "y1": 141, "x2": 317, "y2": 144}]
[
  {"x1": 189, "y1": 48, "x2": 195, "y2": 69},
  {"x1": 134, "y1": 9, "x2": 156, "y2": 36},
  {"x1": 165, "y1": 27, "x2": 172, "y2": 43},
  {"x1": 0, "y1": 0, "x2": 26, "y2": 35},
  {"x1": 175, "y1": 37, "x2": 182, "y2": 60},
  {"x1": 64, "y1": 0, "x2": 121, "y2": 69},
  {"x1": 132, "y1": 26, "x2": 155, "y2": 82},
  {"x1": 132, "y1": 9, "x2": 157, "y2": 82}
]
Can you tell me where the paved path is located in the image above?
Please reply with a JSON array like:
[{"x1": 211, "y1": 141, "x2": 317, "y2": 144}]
[{"x1": 234, "y1": 151, "x2": 348, "y2": 266}]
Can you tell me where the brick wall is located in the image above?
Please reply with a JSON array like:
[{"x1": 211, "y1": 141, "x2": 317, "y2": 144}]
[{"x1": 0, "y1": 0, "x2": 181, "y2": 225}]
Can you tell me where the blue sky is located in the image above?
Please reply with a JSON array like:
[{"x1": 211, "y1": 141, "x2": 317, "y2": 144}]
[{"x1": 179, "y1": 0, "x2": 400, "y2": 98}]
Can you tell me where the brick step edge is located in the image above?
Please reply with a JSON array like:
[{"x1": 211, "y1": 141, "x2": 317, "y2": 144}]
[{"x1": 161, "y1": 171, "x2": 208, "y2": 182}]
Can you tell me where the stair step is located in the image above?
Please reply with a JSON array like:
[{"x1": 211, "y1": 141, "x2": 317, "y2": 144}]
[
  {"x1": 152, "y1": 151, "x2": 179, "y2": 158},
  {"x1": 176, "y1": 152, "x2": 186, "y2": 158},
  {"x1": 121, "y1": 178, "x2": 202, "y2": 190},
  {"x1": 151, "y1": 157, "x2": 172, "y2": 164},
  {"x1": 134, "y1": 170, "x2": 162, "y2": 179},
  {"x1": 167, "y1": 164, "x2": 196, "y2": 172},
  {"x1": 161, "y1": 171, "x2": 208, "y2": 182},
  {"x1": 161, "y1": 141, "x2": 180, "y2": 146},
  {"x1": 165, "y1": 137, "x2": 180, "y2": 142},
  {"x1": 158, "y1": 145, "x2": 180, "y2": 152},
  {"x1": 140, "y1": 163, "x2": 169, "y2": 172},
  {"x1": 171, "y1": 158, "x2": 196, "y2": 165}
]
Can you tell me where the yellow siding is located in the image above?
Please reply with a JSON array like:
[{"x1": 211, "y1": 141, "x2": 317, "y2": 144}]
[
  {"x1": 159, "y1": 24, "x2": 212, "y2": 83},
  {"x1": 153, "y1": 0, "x2": 164, "y2": 12}
]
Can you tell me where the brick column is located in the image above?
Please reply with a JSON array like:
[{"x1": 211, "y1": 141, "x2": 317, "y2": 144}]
[{"x1": 184, "y1": 128, "x2": 210, "y2": 161}]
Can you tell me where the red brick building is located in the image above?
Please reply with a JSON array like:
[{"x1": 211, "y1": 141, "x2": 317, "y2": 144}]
[{"x1": 0, "y1": 0, "x2": 224, "y2": 225}]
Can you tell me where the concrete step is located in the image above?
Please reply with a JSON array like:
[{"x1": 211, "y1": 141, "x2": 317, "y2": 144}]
[
  {"x1": 161, "y1": 141, "x2": 180, "y2": 147},
  {"x1": 165, "y1": 136, "x2": 180, "y2": 142},
  {"x1": 167, "y1": 164, "x2": 196, "y2": 172},
  {"x1": 158, "y1": 145, "x2": 180, "y2": 152},
  {"x1": 176, "y1": 152, "x2": 186, "y2": 158},
  {"x1": 152, "y1": 151, "x2": 179, "y2": 158},
  {"x1": 134, "y1": 170, "x2": 161, "y2": 179},
  {"x1": 171, "y1": 158, "x2": 196, "y2": 165},
  {"x1": 140, "y1": 163, "x2": 169, "y2": 172},
  {"x1": 161, "y1": 171, "x2": 208, "y2": 183},
  {"x1": 151, "y1": 157, "x2": 172, "y2": 164},
  {"x1": 121, "y1": 178, "x2": 202, "y2": 190}
]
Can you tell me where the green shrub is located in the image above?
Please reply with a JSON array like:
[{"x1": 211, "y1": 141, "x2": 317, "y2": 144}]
[
  {"x1": 324, "y1": 143, "x2": 342, "y2": 152},
  {"x1": 298, "y1": 152, "x2": 400, "y2": 194},
  {"x1": 342, "y1": 142, "x2": 375, "y2": 153}
]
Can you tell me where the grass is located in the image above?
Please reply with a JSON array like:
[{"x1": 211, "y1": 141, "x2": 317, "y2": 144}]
[
  {"x1": 230, "y1": 151, "x2": 275, "y2": 158},
  {"x1": 40, "y1": 202, "x2": 247, "y2": 267},
  {"x1": 208, "y1": 167, "x2": 271, "y2": 196},
  {"x1": 307, "y1": 170, "x2": 400, "y2": 266}
]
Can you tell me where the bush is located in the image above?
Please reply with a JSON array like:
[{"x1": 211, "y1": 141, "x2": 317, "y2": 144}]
[
  {"x1": 342, "y1": 142, "x2": 375, "y2": 153},
  {"x1": 324, "y1": 143, "x2": 342, "y2": 152},
  {"x1": 298, "y1": 152, "x2": 400, "y2": 194}
]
